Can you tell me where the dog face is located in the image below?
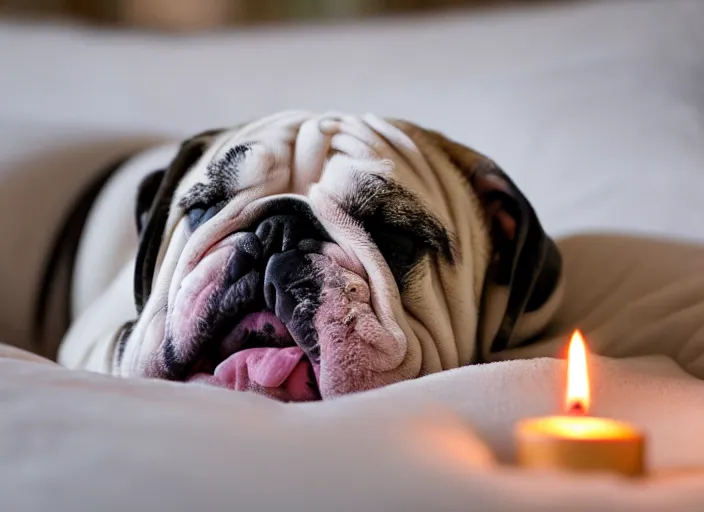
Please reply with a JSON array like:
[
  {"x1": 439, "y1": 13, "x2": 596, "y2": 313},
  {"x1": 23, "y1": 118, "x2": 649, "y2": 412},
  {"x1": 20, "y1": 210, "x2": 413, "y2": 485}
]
[{"x1": 114, "y1": 112, "x2": 562, "y2": 401}]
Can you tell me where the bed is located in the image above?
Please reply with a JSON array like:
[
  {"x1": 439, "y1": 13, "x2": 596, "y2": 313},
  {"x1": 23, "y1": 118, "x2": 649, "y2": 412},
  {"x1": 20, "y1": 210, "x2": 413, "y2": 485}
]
[{"x1": 2, "y1": 0, "x2": 704, "y2": 509}]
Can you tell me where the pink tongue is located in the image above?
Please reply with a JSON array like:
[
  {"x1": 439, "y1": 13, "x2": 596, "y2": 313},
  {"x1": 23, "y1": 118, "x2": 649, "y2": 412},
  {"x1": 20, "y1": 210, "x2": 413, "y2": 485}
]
[{"x1": 214, "y1": 346, "x2": 304, "y2": 388}]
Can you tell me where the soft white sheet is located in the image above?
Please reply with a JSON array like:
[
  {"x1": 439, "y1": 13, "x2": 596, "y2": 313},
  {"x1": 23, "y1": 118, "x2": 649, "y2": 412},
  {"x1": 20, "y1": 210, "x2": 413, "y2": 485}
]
[
  {"x1": 3, "y1": 343, "x2": 704, "y2": 512},
  {"x1": 2, "y1": 0, "x2": 704, "y2": 510}
]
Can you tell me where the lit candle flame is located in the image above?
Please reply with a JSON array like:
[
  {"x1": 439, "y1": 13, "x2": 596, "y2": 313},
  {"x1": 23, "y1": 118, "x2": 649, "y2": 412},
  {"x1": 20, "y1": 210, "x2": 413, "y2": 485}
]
[{"x1": 565, "y1": 330, "x2": 590, "y2": 415}]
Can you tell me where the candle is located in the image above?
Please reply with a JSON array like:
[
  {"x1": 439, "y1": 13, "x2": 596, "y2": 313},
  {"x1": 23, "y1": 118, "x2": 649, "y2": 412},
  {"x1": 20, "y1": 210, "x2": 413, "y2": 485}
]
[{"x1": 515, "y1": 330, "x2": 646, "y2": 476}]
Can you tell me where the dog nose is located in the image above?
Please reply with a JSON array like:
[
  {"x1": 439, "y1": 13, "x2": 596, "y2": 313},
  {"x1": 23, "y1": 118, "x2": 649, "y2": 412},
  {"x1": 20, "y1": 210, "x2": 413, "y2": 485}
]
[
  {"x1": 263, "y1": 249, "x2": 307, "y2": 324},
  {"x1": 255, "y1": 215, "x2": 308, "y2": 259},
  {"x1": 225, "y1": 232, "x2": 262, "y2": 285}
]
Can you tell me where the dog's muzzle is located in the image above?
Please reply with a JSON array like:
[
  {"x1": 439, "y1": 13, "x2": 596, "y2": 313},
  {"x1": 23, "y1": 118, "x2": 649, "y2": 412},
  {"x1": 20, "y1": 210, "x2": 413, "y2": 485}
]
[
  {"x1": 152, "y1": 188, "x2": 410, "y2": 402},
  {"x1": 164, "y1": 209, "x2": 334, "y2": 402}
]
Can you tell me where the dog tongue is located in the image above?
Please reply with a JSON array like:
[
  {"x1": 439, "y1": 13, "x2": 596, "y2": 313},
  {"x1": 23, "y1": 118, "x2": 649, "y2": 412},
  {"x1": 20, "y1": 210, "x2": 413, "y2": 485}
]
[{"x1": 214, "y1": 346, "x2": 305, "y2": 388}]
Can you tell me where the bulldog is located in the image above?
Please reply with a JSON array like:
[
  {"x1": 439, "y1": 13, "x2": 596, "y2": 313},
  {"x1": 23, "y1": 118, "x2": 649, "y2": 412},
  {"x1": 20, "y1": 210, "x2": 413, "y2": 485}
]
[{"x1": 37, "y1": 111, "x2": 564, "y2": 401}]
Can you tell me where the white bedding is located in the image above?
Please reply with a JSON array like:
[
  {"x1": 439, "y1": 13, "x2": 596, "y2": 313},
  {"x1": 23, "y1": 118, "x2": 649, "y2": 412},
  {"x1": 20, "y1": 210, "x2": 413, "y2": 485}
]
[
  {"x1": 2, "y1": 0, "x2": 704, "y2": 509},
  {"x1": 3, "y1": 341, "x2": 704, "y2": 511}
]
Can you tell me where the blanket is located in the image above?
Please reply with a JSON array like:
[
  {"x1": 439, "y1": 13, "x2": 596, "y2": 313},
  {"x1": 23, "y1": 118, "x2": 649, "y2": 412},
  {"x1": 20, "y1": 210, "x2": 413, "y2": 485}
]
[
  {"x1": 3, "y1": 233, "x2": 704, "y2": 510},
  {"x1": 2, "y1": 344, "x2": 704, "y2": 512}
]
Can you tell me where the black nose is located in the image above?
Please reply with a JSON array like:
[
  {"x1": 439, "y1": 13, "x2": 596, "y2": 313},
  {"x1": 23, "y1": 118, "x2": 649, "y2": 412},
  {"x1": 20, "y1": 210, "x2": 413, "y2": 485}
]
[
  {"x1": 246, "y1": 206, "x2": 329, "y2": 323},
  {"x1": 263, "y1": 249, "x2": 307, "y2": 324},
  {"x1": 255, "y1": 215, "x2": 305, "y2": 259},
  {"x1": 254, "y1": 211, "x2": 329, "y2": 259},
  {"x1": 262, "y1": 248, "x2": 322, "y2": 362},
  {"x1": 225, "y1": 232, "x2": 262, "y2": 285}
]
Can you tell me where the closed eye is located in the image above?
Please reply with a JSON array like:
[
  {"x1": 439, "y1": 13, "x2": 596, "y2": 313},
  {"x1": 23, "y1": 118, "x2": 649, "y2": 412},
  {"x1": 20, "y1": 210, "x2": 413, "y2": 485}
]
[
  {"x1": 185, "y1": 201, "x2": 226, "y2": 231},
  {"x1": 179, "y1": 182, "x2": 229, "y2": 232},
  {"x1": 364, "y1": 225, "x2": 421, "y2": 286},
  {"x1": 342, "y1": 174, "x2": 455, "y2": 292},
  {"x1": 178, "y1": 142, "x2": 252, "y2": 233}
]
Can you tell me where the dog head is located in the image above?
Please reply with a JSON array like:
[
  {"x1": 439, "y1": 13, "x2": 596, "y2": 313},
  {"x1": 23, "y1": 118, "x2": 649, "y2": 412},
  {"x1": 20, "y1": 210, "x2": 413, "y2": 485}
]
[{"x1": 115, "y1": 112, "x2": 563, "y2": 401}]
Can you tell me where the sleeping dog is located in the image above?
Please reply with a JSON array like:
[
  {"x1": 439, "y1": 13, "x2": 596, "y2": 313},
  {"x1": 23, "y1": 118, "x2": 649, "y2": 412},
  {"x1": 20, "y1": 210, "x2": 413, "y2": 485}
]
[{"x1": 37, "y1": 111, "x2": 564, "y2": 401}]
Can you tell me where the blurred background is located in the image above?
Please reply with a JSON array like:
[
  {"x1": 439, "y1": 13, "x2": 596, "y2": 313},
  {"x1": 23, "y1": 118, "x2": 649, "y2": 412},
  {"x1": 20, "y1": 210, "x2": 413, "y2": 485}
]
[
  {"x1": 1, "y1": 0, "x2": 703, "y2": 356},
  {"x1": 2, "y1": 0, "x2": 563, "y2": 30}
]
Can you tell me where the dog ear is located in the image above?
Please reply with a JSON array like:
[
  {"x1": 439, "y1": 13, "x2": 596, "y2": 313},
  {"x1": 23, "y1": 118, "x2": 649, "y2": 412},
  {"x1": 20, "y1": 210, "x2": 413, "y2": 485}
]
[
  {"x1": 135, "y1": 169, "x2": 166, "y2": 235},
  {"x1": 469, "y1": 159, "x2": 563, "y2": 354},
  {"x1": 419, "y1": 128, "x2": 563, "y2": 356}
]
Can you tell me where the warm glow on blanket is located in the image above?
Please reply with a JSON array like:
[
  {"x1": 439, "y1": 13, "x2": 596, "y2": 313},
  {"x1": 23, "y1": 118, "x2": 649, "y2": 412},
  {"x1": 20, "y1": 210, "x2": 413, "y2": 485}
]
[
  {"x1": 515, "y1": 330, "x2": 646, "y2": 476},
  {"x1": 565, "y1": 330, "x2": 590, "y2": 415}
]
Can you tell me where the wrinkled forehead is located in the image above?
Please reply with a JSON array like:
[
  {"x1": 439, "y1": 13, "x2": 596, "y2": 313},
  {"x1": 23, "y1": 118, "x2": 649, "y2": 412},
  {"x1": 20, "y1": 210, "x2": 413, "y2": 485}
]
[
  {"x1": 173, "y1": 126, "x2": 264, "y2": 204},
  {"x1": 170, "y1": 119, "x2": 457, "y2": 235},
  {"x1": 135, "y1": 114, "x2": 472, "y2": 311}
]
